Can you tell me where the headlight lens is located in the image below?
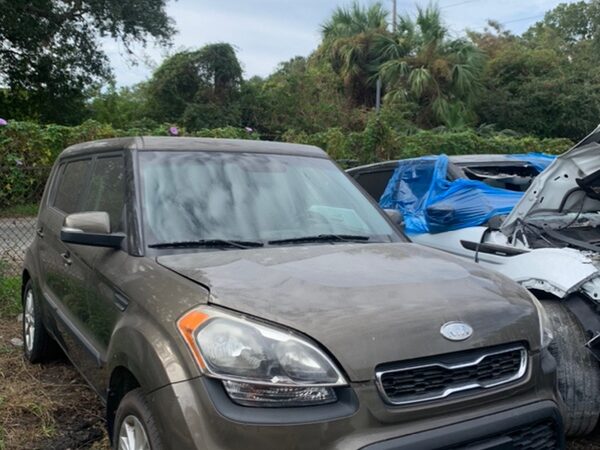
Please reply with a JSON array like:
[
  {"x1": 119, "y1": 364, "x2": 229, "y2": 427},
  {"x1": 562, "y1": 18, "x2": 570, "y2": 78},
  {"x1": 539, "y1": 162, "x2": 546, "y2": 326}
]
[
  {"x1": 178, "y1": 308, "x2": 347, "y2": 407},
  {"x1": 528, "y1": 292, "x2": 553, "y2": 349}
]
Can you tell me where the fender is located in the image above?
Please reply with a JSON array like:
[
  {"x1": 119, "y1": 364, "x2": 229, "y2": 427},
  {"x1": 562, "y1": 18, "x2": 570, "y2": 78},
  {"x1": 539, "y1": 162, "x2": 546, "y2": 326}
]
[
  {"x1": 412, "y1": 229, "x2": 599, "y2": 299},
  {"x1": 106, "y1": 311, "x2": 202, "y2": 395}
]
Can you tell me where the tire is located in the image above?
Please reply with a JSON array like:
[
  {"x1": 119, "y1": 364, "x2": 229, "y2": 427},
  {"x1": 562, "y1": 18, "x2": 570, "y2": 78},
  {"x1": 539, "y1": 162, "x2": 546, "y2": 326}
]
[
  {"x1": 544, "y1": 300, "x2": 600, "y2": 436},
  {"x1": 22, "y1": 279, "x2": 54, "y2": 363},
  {"x1": 113, "y1": 388, "x2": 164, "y2": 450}
]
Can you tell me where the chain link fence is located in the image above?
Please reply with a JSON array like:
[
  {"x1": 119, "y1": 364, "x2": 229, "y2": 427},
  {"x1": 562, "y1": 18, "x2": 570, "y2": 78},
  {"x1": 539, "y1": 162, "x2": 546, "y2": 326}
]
[{"x1": 0, "y1": 166, "x2": 51, "y2": 276}]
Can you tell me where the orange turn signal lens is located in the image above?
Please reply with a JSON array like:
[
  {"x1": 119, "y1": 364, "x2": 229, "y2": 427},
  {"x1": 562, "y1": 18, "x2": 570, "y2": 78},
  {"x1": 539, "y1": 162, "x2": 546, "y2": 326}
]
[{"x1": 177, "y1": 310, "x2": 210, "y2": 369}]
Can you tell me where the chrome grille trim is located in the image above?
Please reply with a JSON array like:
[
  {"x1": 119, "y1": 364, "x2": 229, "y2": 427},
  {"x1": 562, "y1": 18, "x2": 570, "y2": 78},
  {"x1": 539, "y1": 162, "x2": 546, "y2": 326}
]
[{"x1": 375, "y1": 345, "x2": 528, "y2": 406}]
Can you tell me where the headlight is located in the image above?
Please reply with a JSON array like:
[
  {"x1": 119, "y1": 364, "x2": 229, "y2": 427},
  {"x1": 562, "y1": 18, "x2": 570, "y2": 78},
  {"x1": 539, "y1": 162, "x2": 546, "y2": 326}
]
[
  {"x1": 177, "y1": 308, "x2": 347, "y2": 407},
  {"x1": 528, "y1": 292, "x2": 553, "y2": 349}
]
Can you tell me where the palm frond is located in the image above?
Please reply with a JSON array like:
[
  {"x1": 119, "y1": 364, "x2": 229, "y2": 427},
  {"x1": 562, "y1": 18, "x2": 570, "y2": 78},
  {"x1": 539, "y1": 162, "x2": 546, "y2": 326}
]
[
  {"x1": 379, "y1": 59, "x2": 410, "y2": 85},
  {"x1": 408, "y1": 66, "x2": 434, "y2": 96}
]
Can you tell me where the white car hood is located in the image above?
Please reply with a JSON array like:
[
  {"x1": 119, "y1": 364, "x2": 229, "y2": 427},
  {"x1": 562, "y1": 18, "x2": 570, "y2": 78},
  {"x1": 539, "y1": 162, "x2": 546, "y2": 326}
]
[{"x1": 501, "y1": 125, "x2": 600, "y2": 236}]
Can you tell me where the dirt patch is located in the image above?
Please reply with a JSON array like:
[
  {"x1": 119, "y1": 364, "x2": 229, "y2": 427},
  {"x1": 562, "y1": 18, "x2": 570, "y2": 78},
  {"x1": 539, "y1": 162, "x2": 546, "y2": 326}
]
[
  {"x1": 0, "y1": 315, "x2": 598, "y2": 449},
  {"x1": 0, "y1": 318, "x2": 109, "y2": 450}
]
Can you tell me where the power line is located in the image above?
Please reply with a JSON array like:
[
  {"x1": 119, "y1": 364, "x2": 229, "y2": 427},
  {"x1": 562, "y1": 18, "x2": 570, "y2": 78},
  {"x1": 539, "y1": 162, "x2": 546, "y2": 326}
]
[
  {"x1": 501, "y1": 13, "x2": 545, "y2": 25},
  {"x1": 467, "y1": 12, "x2": 546, "y2": 32},
  {"x1": 441, "y1": 0, "x2": 481, "y2": 9}
]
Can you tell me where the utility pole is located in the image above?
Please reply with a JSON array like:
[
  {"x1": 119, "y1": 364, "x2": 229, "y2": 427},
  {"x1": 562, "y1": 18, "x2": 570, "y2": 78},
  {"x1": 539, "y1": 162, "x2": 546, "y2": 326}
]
[
  {"x1": 375, "y1": 78, "x2": 382, "y2": 114},
  {"x1": 377, "y1": 0, "x2": 396, "y2": 114}
]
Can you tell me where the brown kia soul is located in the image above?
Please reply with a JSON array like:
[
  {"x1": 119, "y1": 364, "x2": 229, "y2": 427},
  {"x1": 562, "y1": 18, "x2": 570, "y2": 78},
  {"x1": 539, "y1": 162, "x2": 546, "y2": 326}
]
[{"x1": 22, "y1": 137, "x2": 564, "y2": 449}]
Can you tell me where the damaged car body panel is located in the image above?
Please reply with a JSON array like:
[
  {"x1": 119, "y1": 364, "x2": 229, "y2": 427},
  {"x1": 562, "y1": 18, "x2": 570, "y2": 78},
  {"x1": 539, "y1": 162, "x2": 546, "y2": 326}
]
[
  {"x1": 414, "y1": 228, "x2": 600, "y2": 300},
  {"x1": 452, "y1": 153, "x2": 556, "y2": 192},
  {"x1": 502, "y1": 125, "x2": 600, "y2": 234}
]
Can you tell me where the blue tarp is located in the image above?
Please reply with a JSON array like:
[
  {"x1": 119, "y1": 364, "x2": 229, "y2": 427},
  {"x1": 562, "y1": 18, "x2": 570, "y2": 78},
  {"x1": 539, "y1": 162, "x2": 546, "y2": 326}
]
[
  {"x1": 508, "y1": 152, "x2": 556, "y2": 172},
  {"x1": 379, "y1": 155, "x2": 524, "y2": 234}
]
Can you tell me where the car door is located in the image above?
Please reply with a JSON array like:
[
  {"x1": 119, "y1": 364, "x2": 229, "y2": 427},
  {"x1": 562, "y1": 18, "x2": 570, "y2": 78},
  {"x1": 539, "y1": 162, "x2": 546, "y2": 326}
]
[
  {"x1": 36, "y1": 157, "x2": 101, "y2": 372},
  {"x1": 75, "y1": 153, "x2": 128, "y2": 392}
]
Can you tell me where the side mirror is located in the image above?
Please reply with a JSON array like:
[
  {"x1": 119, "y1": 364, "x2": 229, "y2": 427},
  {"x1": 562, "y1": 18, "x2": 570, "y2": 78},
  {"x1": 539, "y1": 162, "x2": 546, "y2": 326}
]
[
  {"x1": 61, "y1": 212, "x2": 124, "y2": 248},
  {"x1": 384, "y1": 209, "x2": 405, "y2": 228}
]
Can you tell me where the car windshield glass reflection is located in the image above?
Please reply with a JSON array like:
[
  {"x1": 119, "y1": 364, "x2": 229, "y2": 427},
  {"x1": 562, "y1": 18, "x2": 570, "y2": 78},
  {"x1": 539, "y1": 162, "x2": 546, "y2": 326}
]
[{"x1": 140, "y1": 151, "x2": 401, "y2": 247}]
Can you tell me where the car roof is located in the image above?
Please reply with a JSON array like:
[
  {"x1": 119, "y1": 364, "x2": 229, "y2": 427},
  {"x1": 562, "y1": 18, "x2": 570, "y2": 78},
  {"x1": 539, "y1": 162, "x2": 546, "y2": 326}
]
[
  {"x1": 347, "y1": 154, "x2": 526, "y2": 173},
  {"x1": 448, "y1": 154, "x2": 520, "y2": 165},
  {"x1": 59, "y1": 136, "x2": 328, "y2": 159}
]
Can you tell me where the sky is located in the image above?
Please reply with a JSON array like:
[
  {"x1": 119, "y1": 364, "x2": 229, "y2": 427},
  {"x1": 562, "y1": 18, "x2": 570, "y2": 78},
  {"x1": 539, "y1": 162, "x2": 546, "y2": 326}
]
[{"x1": 104, "y1": 0, "x2": 577, "y2": 87}]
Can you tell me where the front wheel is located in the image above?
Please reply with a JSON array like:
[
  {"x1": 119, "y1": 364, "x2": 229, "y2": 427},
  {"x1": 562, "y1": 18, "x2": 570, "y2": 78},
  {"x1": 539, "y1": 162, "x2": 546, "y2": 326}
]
[
  {"x1": 113, "y1": 389, "x2": 164, "y2": 450},
  {"x1": 544, "y1": 300, "x2": 600, "y2": 436}
]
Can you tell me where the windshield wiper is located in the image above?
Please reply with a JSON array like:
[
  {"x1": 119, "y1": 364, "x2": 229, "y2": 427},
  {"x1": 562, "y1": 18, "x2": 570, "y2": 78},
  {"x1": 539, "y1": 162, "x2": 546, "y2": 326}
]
[
  {"x1": 148, "y1": 239, "x2": 264, "y2": 249},
  {"x1": 268, "y1": 234, "x2": 370, "y2": 245}
]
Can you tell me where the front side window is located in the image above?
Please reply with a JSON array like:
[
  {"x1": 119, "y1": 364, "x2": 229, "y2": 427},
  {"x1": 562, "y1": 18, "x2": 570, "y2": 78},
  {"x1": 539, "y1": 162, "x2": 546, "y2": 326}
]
[
  {"x1": 81, "y1": 155, "x2": 126, "y2": 232},
  {"x1": 139, "y1": 152, "x2": 401, "y2": 246},
  {"x1": 53, "y1": 159, "x2": 92, "y2": 213}
]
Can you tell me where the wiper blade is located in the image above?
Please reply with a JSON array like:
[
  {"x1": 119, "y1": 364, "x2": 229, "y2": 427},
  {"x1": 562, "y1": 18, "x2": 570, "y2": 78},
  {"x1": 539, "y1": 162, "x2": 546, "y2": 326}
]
[
  {"x1": 268, "y1": 234, "x2": 370, "y2": 245},
  {"x1": 148, "y1": 239, "x2": 264, "y2": 249}
]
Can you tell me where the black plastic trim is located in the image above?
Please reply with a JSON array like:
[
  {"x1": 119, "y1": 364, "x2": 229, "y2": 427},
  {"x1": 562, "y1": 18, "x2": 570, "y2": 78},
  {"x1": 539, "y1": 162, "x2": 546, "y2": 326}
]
[
  {"x1": 60, "y1": 230, "x2": 125, "y2": 248},
  {"x1": 460, "y1": 240, "x2": 529, "y2": 257},
  {"x1": 563, "y1": 293, "x2": 600, "y2": 334},
  {"x1": 113, "y1": 292, "x2": 129, "y2": 312},
  {"x1": 361, "y1": 401, "x2": 564, "y2": 450},
  {"x1": 201, "y1": 377, "x2": 358, "y2": 426},
  {"x1": 43, "y1": 290, "x2": 102, "y2": 367}
]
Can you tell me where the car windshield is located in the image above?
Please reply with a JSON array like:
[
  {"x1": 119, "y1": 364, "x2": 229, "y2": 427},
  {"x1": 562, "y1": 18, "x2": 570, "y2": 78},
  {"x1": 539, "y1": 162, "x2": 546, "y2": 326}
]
[{"x1": 139, "y1": 151, "x2": 402, "y2": 247}]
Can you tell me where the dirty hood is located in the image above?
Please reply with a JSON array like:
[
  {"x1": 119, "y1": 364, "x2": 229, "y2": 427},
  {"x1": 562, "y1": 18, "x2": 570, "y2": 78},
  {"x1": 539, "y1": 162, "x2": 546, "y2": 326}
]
[
  {"x1": 158, "y1": 243, "x2": 539, "y2": 381},
  {"x1": 501, "y1": 125, "x2": 600, "y2": 235}
]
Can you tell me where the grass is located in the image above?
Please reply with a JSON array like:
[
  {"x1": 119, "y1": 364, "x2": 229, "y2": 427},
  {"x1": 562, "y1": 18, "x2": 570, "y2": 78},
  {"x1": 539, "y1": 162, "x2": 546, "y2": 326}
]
[
  {"x1": 0, "y1": 203, "x2": 38, "y2": 218},
  {"x1": 0, "y1": 275, "x2": 20, "y2": 320},
  {"x1": 0, "y1": 291, "x2": 108, "y2": 448}
]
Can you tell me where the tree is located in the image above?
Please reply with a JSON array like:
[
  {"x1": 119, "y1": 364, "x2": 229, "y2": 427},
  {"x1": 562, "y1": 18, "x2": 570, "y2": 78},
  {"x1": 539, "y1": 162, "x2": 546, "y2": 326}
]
[
  {"x1": 250, "y1": 56, "x2": 364, "y2": 136},
  {"x1": 378, "y1": 5, "x2": 485, "y2": 128},
  {"x1": 474, "y1": 1, "x2": 600, "y2": 139},
  {"x1": 0, "y1": 0, "x2": 175, "y2": 124},
  {"x1": 88, "y1": 84, "x2": 151, "y2": 129},
  {"x1": 319, "y1": 2, "x2": 389, "y2": 107},
  {"x1": 467, "y1": 21, "x2": 518, "y2": 59},
  {"x1": 525, "y1": 1, "x2": 600, "y2": 52},
  {"x1": 144, "y1": 43, "x2": 243, "y2": 129}
]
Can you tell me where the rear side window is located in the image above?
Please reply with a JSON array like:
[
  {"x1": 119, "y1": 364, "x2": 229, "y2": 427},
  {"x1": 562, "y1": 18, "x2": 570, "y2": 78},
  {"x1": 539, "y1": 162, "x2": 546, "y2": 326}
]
[
  {"x1": 354, "y1": 169, "x2": 395, "y2": 201},
  {"x1": 81, "y1": 156, "x2": 125, "y2": 232},
  {"x1": 53, "y1": 159, "x2": 92, "y2": 213}
]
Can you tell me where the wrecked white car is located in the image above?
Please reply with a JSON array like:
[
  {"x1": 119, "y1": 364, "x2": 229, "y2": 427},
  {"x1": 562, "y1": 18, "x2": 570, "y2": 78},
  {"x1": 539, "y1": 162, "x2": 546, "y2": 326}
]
[{"x1": 348, "y1": 142, "x2": 600, "y2": 436}]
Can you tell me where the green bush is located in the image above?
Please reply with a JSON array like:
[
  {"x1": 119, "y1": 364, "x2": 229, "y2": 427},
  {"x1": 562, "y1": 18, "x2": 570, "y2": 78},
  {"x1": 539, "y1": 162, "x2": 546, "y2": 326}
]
[
  {"x1": 283, "y1": 126, "x2": 573, "y2": 165},
  {"x1": 395, "y1": 131, "x2": 572, "y2": 159}
]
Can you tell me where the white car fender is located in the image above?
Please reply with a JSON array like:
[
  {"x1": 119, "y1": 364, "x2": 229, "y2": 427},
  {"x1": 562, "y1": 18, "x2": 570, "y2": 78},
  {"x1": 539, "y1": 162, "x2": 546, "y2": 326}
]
[{"x1": 411, "y1": 228, "x2": 599, "y2": 299}]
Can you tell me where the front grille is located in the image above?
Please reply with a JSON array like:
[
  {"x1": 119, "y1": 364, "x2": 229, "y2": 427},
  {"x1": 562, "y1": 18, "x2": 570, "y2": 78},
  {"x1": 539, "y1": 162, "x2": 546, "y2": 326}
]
[
  {"x1": 447, "y1": 419, "x2": 559, "y2": 450},
  {"x1": 376, "y1": 345, "x2": 527, "y2": 405}
]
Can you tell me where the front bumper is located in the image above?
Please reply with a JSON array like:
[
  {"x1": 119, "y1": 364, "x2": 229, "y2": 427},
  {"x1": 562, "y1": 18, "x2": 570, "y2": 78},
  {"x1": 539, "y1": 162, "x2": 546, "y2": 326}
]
[
  {"x1": 361, "y1": 401, "x2": 563, "y2": 449},
  {"x1": 146, "y1": 349, "x2": 564, "y2": 450}
]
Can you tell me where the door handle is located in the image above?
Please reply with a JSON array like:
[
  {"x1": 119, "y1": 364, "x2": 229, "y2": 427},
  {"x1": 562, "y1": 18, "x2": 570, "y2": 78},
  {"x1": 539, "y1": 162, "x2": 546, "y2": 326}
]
[
  {"x1": 60, "y1": 251, "x2": 72, "y2": 266},
  {"x1": 36, "y1": 227, "x2": 44, "y2": 238}
]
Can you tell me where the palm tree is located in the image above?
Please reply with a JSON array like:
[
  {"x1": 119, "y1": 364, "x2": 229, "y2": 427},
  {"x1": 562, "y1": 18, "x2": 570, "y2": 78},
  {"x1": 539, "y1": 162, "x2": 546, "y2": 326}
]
[
  {"x1": 378, "y1": 5, "x2": 485, "y2": 128},
  {"x1": 320, "y1": 2, "x2": 389, "y2": 107}
]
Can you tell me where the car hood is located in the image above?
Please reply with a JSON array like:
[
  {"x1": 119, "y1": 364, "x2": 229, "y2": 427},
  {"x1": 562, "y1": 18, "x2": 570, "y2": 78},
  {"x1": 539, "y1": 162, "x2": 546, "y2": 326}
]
[
  {"x1": 157, "y1": 243, "x2": 539, "y2": 381},
  {"x1": 501, "y1": 125, "x2": 600, "y2": 236}
]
